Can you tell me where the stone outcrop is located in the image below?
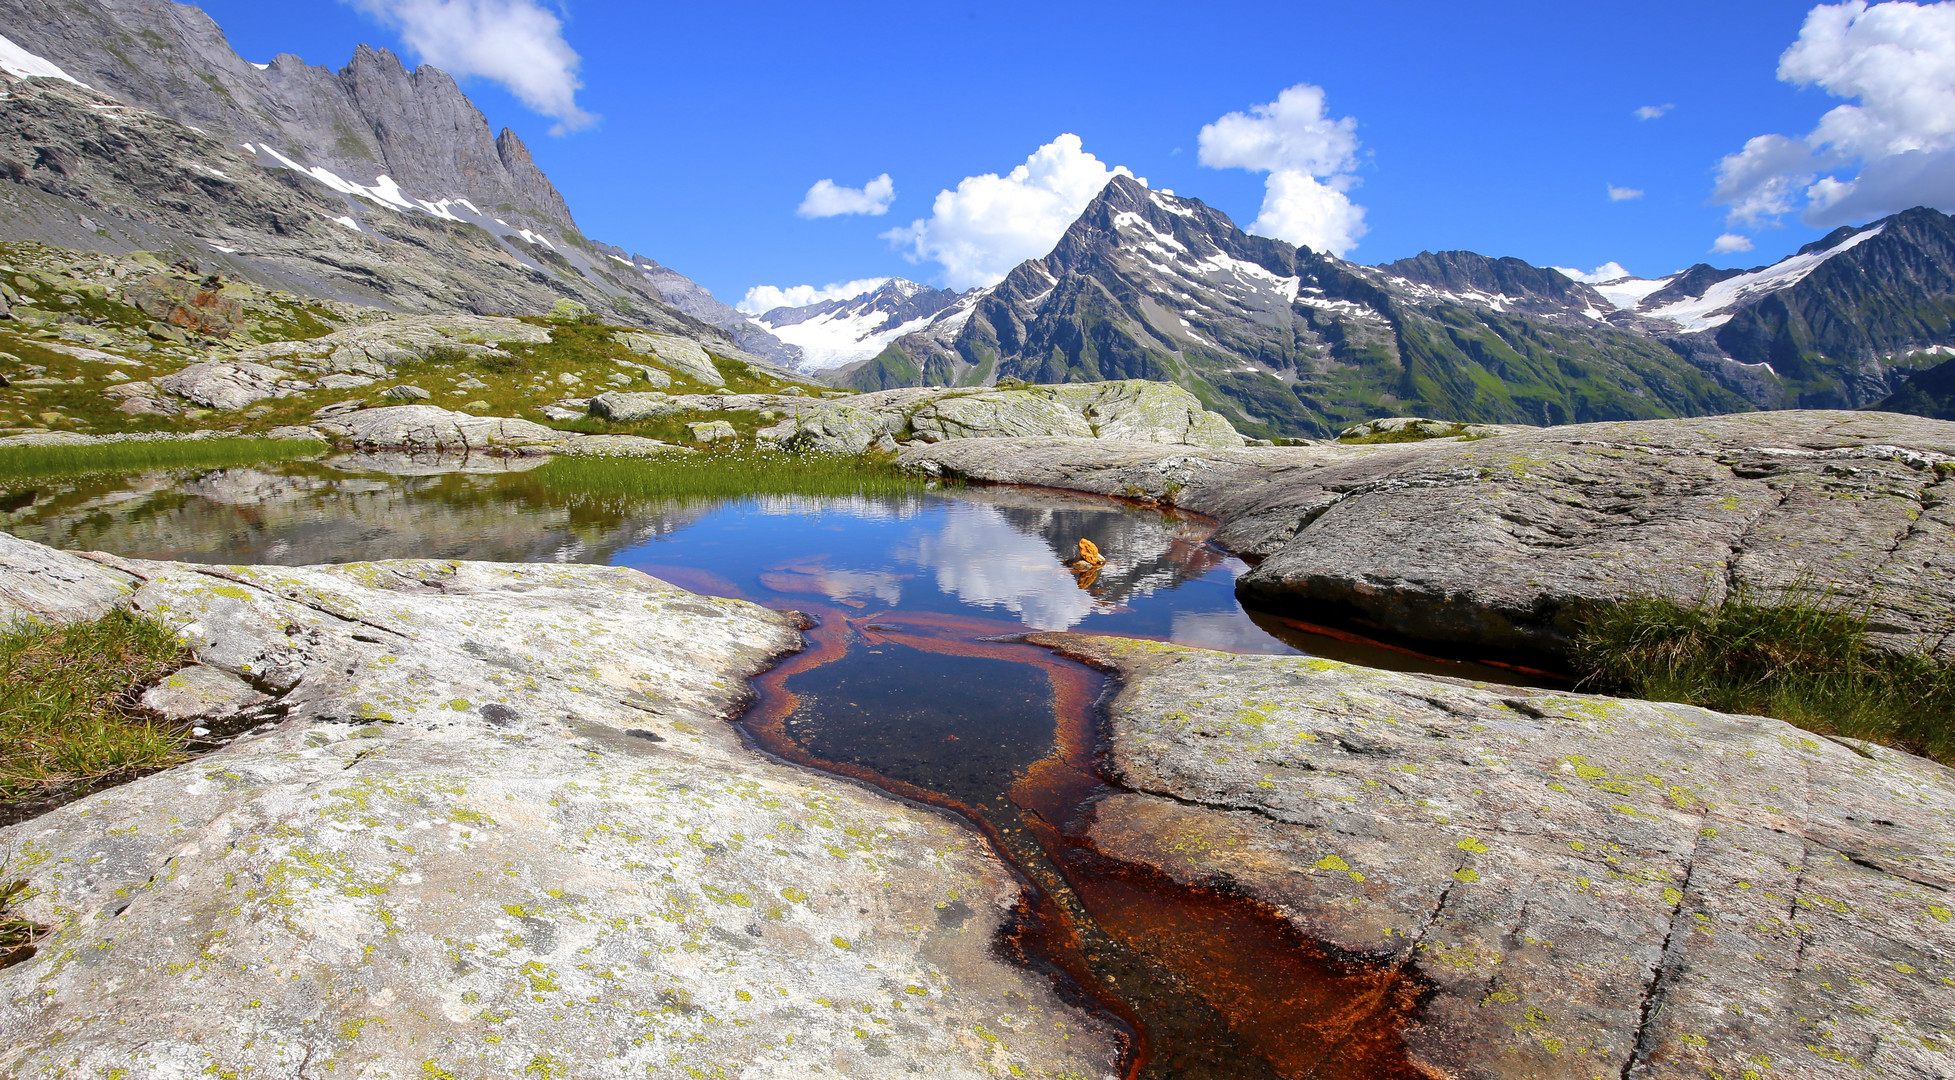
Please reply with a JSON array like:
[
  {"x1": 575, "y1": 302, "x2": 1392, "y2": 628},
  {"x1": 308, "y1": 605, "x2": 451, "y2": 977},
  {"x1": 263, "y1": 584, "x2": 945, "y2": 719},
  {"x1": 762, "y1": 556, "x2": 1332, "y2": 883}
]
[
  {"x1": 310, "y1": 405, "x2": 564, "y2": 452},
  {"x1": 239, "y1": 315, "x2": 553, "y2": 378},
  {"x1": 153, "y1": 359, "x2": 311, "y2": 410},
  {"x1": 614, "y1": 331, "x2": 727, "y2": 388},
  {"x1": 0, "y1": 535, "x2": 1120, "y2": 1077},
  {"x1": 589, "y1": 379, "x2": 1247, "y2": 454},
  {"x1": 1036, "y1": 632, "x2": 1955, "y2": 1080},
  {"x1": 900, "y1": 410, "x2": 1955, "y2": 663}
]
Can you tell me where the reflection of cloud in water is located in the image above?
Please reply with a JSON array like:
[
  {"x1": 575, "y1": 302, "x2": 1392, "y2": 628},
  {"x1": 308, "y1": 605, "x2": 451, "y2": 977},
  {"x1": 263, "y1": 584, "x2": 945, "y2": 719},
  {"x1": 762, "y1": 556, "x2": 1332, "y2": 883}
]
[
  {"x1": 1169, "y1": 611, "x2": 1297, "y2": 655},
  {"x1": 759, "y1": 561, "x2": 906, "y2": 607},
  {"x1": 900, "y1": 503, "x2": 1103, "y2": 630},
  {"x1": 751, "y1": 494, "x2": 928, "y2": 523}
]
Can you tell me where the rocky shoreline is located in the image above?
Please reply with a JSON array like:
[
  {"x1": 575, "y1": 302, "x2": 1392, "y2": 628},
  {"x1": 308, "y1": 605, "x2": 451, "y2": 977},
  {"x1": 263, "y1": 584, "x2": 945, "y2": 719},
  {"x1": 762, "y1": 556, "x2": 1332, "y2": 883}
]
[
  {"x1": 900, "y1": 410, "x2": 1955, "y2": 665},
  {"x1": 5, "y1": 407, "x2": 1955, "y2": 1078},
  {"x1": 0, "y1": 534, "x2": 1122, "y2": 1077}
]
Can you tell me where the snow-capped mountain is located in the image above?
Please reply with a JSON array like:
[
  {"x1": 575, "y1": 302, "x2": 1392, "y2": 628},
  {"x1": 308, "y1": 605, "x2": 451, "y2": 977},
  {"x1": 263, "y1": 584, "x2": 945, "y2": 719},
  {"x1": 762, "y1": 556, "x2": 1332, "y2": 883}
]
[
  {"x1": 751, "y1": 279, "x2": 964, "y2": 372},
  {"x1": 0, "y1": 0, "x2": 796, "y2": 361},
  {"x1": 839, "y1": 176, "x2": 1955, "y2": 436}
]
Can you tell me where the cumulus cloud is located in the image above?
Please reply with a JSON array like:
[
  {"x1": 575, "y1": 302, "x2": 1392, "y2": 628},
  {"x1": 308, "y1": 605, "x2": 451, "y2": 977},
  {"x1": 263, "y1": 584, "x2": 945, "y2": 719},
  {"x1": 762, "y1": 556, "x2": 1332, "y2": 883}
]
[
  {"x1": 1712, "y1": 233, "x2": 1757, "y2": 253},
  {"x1": 797, "y1": 174, "x2": 895, "y2": 218},
  {"x1": 1552, "y1": 261, "x2": 1635, "y2": 283},
  {"x1": 1635, "y1": 103, "x2": 1675, "y2": 120},
  {"x1": 346, "y1": 0, "x2": 594, "y2": 133},
  {"x1": 737, "y1": 278, "x2": 890, "y2": 314},
  {"x1": 881, "y1": 134, "x2": 1136, "y2": 290},
  {"x1": 1197, "y1": 83, "x2": 1368, "y2": 254},
  {"x1": 1607, "y1": 184, "x2": 1645, "y2": 201},
  {"x1": 1714, "y1": 1, "x2": 1955, "y2": 226}
]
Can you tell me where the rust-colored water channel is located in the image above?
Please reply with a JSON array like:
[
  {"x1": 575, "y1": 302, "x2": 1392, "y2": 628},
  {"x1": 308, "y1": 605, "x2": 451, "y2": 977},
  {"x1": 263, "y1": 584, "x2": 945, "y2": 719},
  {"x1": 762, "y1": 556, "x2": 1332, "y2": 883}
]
[{"x1": 7, "y1": 466, "x2": 1554, "y2": 1076}]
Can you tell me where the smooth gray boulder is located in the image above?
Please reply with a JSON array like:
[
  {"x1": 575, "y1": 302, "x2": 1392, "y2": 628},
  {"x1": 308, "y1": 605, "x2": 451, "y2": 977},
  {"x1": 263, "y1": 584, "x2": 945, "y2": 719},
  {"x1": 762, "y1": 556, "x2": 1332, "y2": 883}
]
[
  {"x1": 907, "y1": 389, "x2": 1093, "y2": 442},
  {"x1": 0, "y1": 530, "x2": 133, "y2": 621},
  {"x1": 240, "y1": 315, "x2": 553, "y2": 378},
  {"x1": 154, "y1": 360, "x2": 312, "y2": 411},
  {"x1": 0, "y1": 539, "x2": 1120, "y2": 1077},
  {"x1": 588, "y1": 380, "x2": 1245, "y2": 455},
  {"x1": 1036, "y1": 632, "x2": 1955, "y2": 1080},
  {"x1": 899, "y1": 411, "x2": 1955, "y2": 662},
  {"x1": 311, "y1": 405, "x2": 566, "y2": 453},
  {"x1": 137, "y1": 663, "x2": 266, "y2": 720},
  {"x1": 614, "y1": 331, "x2": 727, "y2": 387}
]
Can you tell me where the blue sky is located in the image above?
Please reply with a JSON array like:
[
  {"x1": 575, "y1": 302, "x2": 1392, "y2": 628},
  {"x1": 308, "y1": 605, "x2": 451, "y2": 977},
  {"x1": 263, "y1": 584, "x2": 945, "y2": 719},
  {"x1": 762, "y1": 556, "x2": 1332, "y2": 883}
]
[{"x1": 192, "y1": 0, "x2": 1951, "y2": 305}]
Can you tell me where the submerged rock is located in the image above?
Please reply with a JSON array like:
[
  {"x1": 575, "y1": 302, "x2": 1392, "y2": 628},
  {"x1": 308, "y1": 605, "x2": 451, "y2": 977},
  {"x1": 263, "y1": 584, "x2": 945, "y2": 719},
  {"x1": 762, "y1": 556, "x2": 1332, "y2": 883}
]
[
  {"x1": 1036, "y1": 632, "x2": 1955, "y2": 1080},
  {"x1": 0, "y1": 537, "x2": 1121, "y2": 1077},
  {"x1": 900, "y1": 410, "x2": 1955, "y2": 662}
]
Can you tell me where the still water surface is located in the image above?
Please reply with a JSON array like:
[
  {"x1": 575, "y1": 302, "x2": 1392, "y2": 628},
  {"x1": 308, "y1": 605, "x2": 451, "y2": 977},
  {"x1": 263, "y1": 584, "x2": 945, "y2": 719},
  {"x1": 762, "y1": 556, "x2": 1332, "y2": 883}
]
[{"x1": 5, "y1": 459, "x2": 1521, "y2": 1078}]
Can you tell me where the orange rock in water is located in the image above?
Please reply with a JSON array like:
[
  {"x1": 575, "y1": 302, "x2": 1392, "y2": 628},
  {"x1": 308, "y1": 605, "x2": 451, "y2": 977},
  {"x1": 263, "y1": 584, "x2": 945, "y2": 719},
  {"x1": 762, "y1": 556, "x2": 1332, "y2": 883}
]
[{"x1": 1076, "y1": 538, "x2": 1106, "y2": 567}]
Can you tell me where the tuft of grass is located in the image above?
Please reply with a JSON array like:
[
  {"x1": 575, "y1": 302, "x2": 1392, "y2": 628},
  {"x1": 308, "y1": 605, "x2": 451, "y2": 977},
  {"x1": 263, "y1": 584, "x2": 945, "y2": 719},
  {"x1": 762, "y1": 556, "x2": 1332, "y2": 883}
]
[
  {"x1": 529, "y1": 448, "x2": 938, "y2": 506},
  {"x1": 0, "y1": 438, "x2": 326, "y2": 483},
  {"x1": 0, "y1": 880, "x2": 45, "y2": 970},
  {"x1": 1573, "y1": 587, "x2": 1955, "y2": 762},
  {"x1": 0, "y1": 609, "x2": 192, "y2": 806}
]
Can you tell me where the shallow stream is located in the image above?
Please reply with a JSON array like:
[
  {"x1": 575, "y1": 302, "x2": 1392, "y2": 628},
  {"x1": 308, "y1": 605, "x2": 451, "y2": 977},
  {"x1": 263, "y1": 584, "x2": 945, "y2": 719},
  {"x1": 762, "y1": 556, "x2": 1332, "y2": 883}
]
[{"x1": 5, "y1": 458, "x2": 1544, "y2": 1078}]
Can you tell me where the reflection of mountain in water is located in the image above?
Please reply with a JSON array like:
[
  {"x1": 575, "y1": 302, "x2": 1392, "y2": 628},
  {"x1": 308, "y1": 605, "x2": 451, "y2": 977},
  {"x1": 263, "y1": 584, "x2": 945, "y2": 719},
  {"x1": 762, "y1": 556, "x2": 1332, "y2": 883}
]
[
  {"x1": 898, "y1": 489, "x2": 1230, "y2": 631},
  {"x1": 1, "y1": 462, "x2": 709, "y2": 566}
]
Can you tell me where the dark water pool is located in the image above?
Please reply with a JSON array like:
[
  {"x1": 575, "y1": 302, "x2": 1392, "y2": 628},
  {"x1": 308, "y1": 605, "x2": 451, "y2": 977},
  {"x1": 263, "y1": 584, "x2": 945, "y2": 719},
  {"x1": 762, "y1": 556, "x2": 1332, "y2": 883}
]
[{"x1": 5, "y1": 458, "x2": 1529, "y2": 1078}]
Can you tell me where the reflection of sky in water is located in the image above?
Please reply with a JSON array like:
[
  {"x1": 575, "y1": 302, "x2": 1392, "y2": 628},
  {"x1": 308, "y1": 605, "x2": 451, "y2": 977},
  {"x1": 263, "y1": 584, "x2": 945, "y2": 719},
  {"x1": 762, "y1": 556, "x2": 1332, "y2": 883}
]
[
  {"x1": 896, "y1": 503, "x2": 1100, "y2": 630},
  {"x1": 7, "y1": 465, "x2": 1297, "y2": 654},
  {"x1": 617, "y1": 495, "x2": 1296, "y2": 652}
]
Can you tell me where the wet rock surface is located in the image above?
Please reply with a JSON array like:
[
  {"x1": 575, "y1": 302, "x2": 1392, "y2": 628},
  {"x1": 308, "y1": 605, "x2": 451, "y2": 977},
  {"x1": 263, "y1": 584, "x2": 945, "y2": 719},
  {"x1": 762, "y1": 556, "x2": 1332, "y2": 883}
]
[
  {"x1": 0, "y1": 536, "x2": 1121, "y2": 1078},
  {"x1": 902, "y1": 410, "x2": 1955, "y2": 662},
  {"x1": 1035, "y1": 632, "x2": 1955, "y2": 1080}
]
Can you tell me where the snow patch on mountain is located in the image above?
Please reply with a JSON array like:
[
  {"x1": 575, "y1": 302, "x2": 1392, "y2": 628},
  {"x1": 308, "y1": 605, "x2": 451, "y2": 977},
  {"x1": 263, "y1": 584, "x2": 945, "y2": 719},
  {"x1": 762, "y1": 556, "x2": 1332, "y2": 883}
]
[
  {"x1": 1644, "y1": 224, "x2": 1886, "y2": 332},
  {"x1": 1587, "y1": 276, "x2": 1676, "y2": 311},
  {"x1": 754, "y1": 279, "x2": 967, "y2": 372},
  {"x1": 0, "y1": 33, "x2": 90, "y2": 88},
  {"x1": 755, "y1": 307, "x2": 936, "y2": 371}
]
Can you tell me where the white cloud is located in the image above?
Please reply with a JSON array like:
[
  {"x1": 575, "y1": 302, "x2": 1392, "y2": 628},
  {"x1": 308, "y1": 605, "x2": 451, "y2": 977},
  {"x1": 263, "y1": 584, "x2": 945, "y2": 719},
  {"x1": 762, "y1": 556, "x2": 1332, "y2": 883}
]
[
  {"x1": 1635, "y1": 103, "x2": 1675, "y2": 120},
  {"x1": 737, "y1": 278, "x2": 889, "y2": 314},
  {"x1": 1712, "y1": 233, "x2": 1757, "y2": 253},
  {"x1": 1715, "y1": 1, "x2": 1955, "y2": 226},
  {"x1": 881, "y1": 134, "x2": 1137, "y2": 290},
  {"x1": 1197, "y1": 83, "x2": 1368, "y2": 254},
  {"x1": 1607, "y1": 184, "x2": 1645, "y2": 201},
  {"x1": 798, "y1": 174, "x2": 895, "y2": 218},
  {"x1": 1552, "y1": 261, "x2": 1635, "y2": 283},
  {"x1": 346, "y1": 0, "x2": 594, "y2": 133}
]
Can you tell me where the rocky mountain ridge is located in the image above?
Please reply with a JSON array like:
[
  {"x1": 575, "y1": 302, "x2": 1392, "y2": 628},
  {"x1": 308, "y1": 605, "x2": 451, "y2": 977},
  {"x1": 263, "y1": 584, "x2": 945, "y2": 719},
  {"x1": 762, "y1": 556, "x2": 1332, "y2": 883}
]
[
  {"x1": 841, "y1": 176, "x2": 1955, "y2": 438},
  {"x1": 750, "y1": 277, "x2": 964, "y2": 372},
  {"x1": 0, "y1": 0, "x2": 798, "y2": 361}
]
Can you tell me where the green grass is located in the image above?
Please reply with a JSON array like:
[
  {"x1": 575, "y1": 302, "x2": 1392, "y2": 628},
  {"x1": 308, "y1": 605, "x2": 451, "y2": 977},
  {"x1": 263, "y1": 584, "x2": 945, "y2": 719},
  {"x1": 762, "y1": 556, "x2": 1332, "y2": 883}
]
[
  {"x1": 1572, "y1": 588, "x2": 1955, "y2": 763},
  {"x1": 0, "y1": 880, "x2": 43, "y2": 970},
  {"x1": 0, "y1": 608, "x2": 191, "y2": 805},
  {"x1": 528, "y1": 449, "x2": 938, "y2": 505},
  {"x1": 0, "y1": 438, "x2": 327, "y2": 483}
]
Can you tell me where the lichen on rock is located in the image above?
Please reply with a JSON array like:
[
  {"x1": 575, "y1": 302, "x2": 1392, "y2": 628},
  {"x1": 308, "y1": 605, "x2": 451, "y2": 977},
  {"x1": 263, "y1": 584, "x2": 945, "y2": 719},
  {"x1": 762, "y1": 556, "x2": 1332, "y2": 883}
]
[{"x1": 0, "y1": 537, "x2": 1121, "y2": 1077}]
